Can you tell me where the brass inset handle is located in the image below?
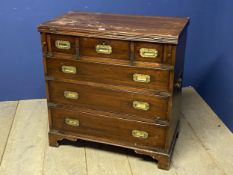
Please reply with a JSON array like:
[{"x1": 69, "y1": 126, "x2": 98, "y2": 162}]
[
  {"x1": 55, "y1": 40, "x2": 71, "y2": 50},
  {"x1": 64, "y1": 91, "x2": 79, "y2": 100},
  {"x1": 62, "y1": 66, "x2": 77, "y2": 74},
  {"x1": 96, "y1": 44, "x2": 112, "y2": 54},
  {"x1": 132, "y1": 130, "x2": 148, "y2": 139},
  {"x1": 133, "y1": 73, "x2": 150, "y2": 83},
  {"x1": 65, "y1": 118, "x2": 79, "y2": 127},
  {"x1": 140, "y1": 48, "x2": 158, "y2": 58},
  {"x1": 133, "y1": 101, "x2": 150, "y2": 111}
]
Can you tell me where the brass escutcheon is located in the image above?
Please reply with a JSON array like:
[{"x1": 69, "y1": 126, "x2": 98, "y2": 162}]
[
  {"x1": 132, "y1": 130, "x2": 148, "y2": 139},
  {"x1": 133, "y1": 101, "x2": 150, "y2": 111},
  {"x1": 140, "y1": 48, "x2": 158, "y2": 58},
  {"x1": 133, "y1": 73, "x2": 150, "y2": 83},
  {"x1": 62, "y1": 65, "x2": 77, "y2": 74},
  {"x1": 96, "y1": 44, "x2": 112, "y2": 54},
  {"x1": 65, "y1": 118, "x2": 79, "y2": 127},
  {"x1": 55, "y1": 40, "x2": 71, "y2": 50},
  {"x1": 64, "y1": 91, "x2": 79, "y2": 100}
]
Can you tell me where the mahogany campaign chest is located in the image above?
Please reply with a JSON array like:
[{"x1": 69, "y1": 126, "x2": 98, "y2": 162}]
[{"x1": 38, "y1": 11, "x2": 189, "y2": 170}]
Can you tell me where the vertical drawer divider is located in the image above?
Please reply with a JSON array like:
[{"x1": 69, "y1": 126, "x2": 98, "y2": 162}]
[
  {"x1": 130, "y1": 41, "x2": 135, "y2": 66},
  {"x1": 75, "y1": 37, "x2": 80, "y2": 59}
]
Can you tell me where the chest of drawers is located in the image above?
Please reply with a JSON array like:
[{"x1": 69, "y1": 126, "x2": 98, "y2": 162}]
[{"x1": 38, "y1": 12, "x2": 189, "y2": 170}]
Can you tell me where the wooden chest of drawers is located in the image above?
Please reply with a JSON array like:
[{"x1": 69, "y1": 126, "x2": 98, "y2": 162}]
[{"x1": 38, "y1": 12, "x2": 189, "y2": 170}]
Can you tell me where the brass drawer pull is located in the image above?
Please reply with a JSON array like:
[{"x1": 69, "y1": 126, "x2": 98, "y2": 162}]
[
  {"x1": 64, "y1": 91, "x2": 79, "y2": 100},
  {"x1": 55, "y1": 40, "x2": 71, "y2": 50},
  {"x1": 133, "y1": 101, "x2": 150, "y2": 111},
  {"x1": 65, "y1": 118, "x2": 79, "y2": 127},
  {"x1": 140, "y1": 48, "x2": 158, "y2": 58},
  {"x1": 62, "y1": 66, "x2": 77, "y2": 74},
  {"x1": 132, "y1": 130, "x2": 148, "y2": 139},
  {"x1": 133, "y1": 73, "x2": 150, "y2": 83},
  {"x1": 96, "y1": 44, "x2": 112, "y2": 54}
]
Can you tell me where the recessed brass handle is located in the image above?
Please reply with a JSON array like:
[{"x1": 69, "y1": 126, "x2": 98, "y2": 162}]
[
  {"x1": 140, "y1": 48, "x2": 158, "y2": 58},
  {"x1": 96, "y1": 44, "x2": 112, "y2": 54},
  {"x1": 133, "y1": 73, "x2": 150, "y2": 83},
  {"x1": 64, "y1": 91, "x2": 79, "y2": 100},
  {"x1": 65, "y1": 118, "x2": 79, "y2": 127},
  {"x1": 133, "y1": 101, "x2": 150, "y2": 111},
  {"x1": 61, "y1": 66, "x2": 77, "y2": 74},
  {"x1": 55, "y1": 40, "x2": 71, "y2": 50},
  {"x1": 132, "y1": 130, "x2": 148, "y2": 139}
]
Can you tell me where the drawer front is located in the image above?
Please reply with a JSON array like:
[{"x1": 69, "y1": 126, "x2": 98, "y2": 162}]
[
  {"x1": 50, "y1": 34, "x2": 76, "y2": 55},
  {"x1": 46, "y1": 58, "x2": 170, "y2": 92},
  {"x1": 134, "y1": 42, "x2": 164, "y2": 63},
  {"x1": 80, "y1": 37, "x2": 130, "y2": 60},
  {"x1": 48, "y1": 35, "x2": 172, "y2": 65},
  {"x1": 50, "y1": 107, "x2": 166, "y2": 149},
  {"x1": 48, "y1": 81, "x2": 169, "y2": 121}
]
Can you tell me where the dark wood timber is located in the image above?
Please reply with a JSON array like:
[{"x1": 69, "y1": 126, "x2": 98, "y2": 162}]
[
  {"x1": 46, "y1": 58, "x2": 171, "y2": 92},
  {"x1": 47, "y1": 80, "x2": 169, "y2": 121},
  {"x1": 38, "y1": 11, "x2": 189, "y2": 44},
  {"x1": 50, "y1": 34, "x2": 76, "y2": 55},
  {"x1": 134, "y1": 41, "x2": 164, "y2": 63},
  {"x1": 50, "y1": 107, "x2": 167, "y2": 149},
  {"x1": 79, "y1": 37, "x2": 130, "y2": 60},
  {"x1": 38, "y1": 11, "x2": 189, "y2": 170}
]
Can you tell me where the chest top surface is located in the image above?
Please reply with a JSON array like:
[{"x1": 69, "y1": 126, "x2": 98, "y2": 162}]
[{"x1": 38, "y1": 11, "x2": 189, "y2": 44}]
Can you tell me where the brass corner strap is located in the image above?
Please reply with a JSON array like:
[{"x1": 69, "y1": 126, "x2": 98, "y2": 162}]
[
  {"x1": 154, "y1": 118, "x2": 169, "y2": 127},
  {"x1": 47, "y1": 102, "x2": 57, "y2": 108},
  {"x1": 45, "y1": 75, "x2": 54, "y2": 81},
  {"x1": 175, "y1": 78, "x2": 182, "y2": 89}
]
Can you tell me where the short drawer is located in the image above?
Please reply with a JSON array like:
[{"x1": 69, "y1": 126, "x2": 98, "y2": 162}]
[
  {"x1": 50, "y1": 34, "x2": 76, "y2": 55},
  {"x1": 48, "y1": 35, "x2": 173, "y2": 65},
  {"x1": 79, "y1": 37, "x2": 130, "y2": 60},
  {"x1": 46, "y1": 58, "x2": 171, "y2": 92},
  {"x1": 50, "y1": 107, "x2": 166, "y2": 150},
  {"x1": 48, "y1": 81, "x2": 169, "y2": 121},
  {"x1": 134, "y1": 41, "x2": 164, "y2": 63}
]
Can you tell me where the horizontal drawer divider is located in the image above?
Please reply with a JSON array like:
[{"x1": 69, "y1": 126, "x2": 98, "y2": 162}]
[{"x1": 44, "y1": 54, "x2": 174, "y2": 71}]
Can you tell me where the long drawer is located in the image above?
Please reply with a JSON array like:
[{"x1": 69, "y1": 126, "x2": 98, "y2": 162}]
[
  {"x1": 50, "y1": 107, "x2": 167, "y2": 150},
  {"x1": 46, "y1": 58, "x2": 171, "y2": 92},
  {"x1": 47, "y1": 81, "x2": 169, "y2": 121}
]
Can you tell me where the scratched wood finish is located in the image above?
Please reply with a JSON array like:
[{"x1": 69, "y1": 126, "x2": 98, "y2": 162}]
[
  {"x1": 38, "y1": 11, "x2": 189, "y2": 44},
  {"x1": 38, "y1": 11, "x2": 189, "y2": 170}
]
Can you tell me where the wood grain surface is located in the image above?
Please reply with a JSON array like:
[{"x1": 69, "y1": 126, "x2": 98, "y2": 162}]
[{"x1": 38, "y1": 11, "x2": 189, "y2": 44}]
